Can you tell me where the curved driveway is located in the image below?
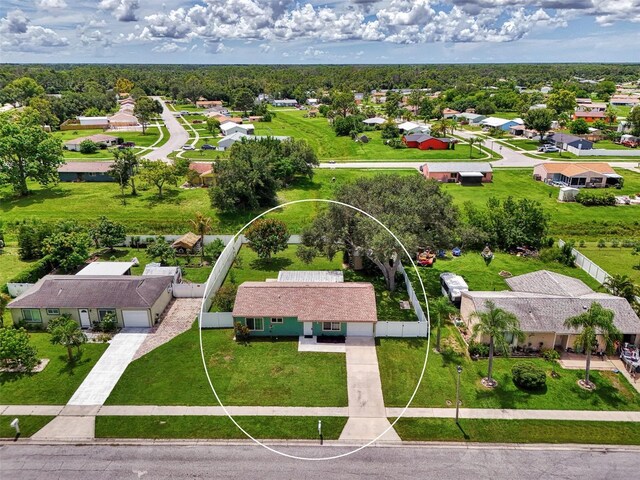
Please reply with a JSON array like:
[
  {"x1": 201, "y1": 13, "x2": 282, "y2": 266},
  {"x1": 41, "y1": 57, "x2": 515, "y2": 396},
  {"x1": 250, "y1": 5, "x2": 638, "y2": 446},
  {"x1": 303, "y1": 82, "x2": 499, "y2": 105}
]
[{"x1": 144, "y1": 96, "x2": 189, "y2": 161}]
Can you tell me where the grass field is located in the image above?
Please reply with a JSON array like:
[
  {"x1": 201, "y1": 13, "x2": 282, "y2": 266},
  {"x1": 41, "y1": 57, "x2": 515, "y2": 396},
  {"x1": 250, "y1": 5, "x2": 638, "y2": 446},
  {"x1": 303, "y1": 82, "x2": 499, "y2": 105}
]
[
  {"x1": 0, "y1": 243, "x2": 34, "y2": 286},
  {"x1": 0, "y1": 416, "x2": 54, "y2": 438},
  {"x1": 97, "y1": 247, "x2": 212, "y2": 284},
  {"x1": 0, "y1": 333, "x2": 108, "y2": 404},
  {"x1": 96, "y1": 416, "x2": 347, "y2": 440},
  {"x1": 501, "y1": 139, "x2": 540, "y2": 151},
  {"x1": 377, "y1": 326, "x2": 640, "y2": 411},
  {"x1": 55, "y1": 127, "x2": 162, "y2": 148},
  {"x1": 574, "y1": 243, "x2": 640, "y2": 284},
  {"x1": 392, "y1": 418, "x2": 640, "y2": 444},
  {"x1": 106, "y1": 325, "x2": 348, "y2": 407}
]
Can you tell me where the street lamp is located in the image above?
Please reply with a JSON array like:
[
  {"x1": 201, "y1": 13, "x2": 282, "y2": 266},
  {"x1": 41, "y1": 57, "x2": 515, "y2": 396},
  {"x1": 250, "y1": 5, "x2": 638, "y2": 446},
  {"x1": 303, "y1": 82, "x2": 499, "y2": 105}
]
[{"x1": 455, "y1": 365, "x2": 463, "y2": 424}]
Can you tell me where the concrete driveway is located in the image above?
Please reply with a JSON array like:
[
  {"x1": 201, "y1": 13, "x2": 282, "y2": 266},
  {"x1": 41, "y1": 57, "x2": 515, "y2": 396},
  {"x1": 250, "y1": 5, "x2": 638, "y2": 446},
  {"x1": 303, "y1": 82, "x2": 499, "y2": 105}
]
[{"x1": 144, "y1": 96, "x2": 189, "y2": 161}]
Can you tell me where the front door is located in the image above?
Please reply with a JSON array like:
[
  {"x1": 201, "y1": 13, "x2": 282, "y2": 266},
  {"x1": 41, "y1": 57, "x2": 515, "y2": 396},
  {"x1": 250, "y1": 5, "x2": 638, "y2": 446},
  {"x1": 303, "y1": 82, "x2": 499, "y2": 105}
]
[
  {"x1": 303, "y1": 322, "x2": 313, "y2": 337},
  {"x1": 79, "y1": 309, "x2": 91, "y2": 328}
]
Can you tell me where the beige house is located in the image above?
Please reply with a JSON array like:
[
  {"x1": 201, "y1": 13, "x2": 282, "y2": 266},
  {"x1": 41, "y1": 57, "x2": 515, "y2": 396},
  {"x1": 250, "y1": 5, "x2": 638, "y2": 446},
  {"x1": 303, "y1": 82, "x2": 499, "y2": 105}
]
[
  {"x1": 533, "y1": 162, "x2": 623, "y2": 188},
  {"x1": 460, "y1": 271, "x2": 640, "y2": 351},
  {"x1": 8, "y1": 275, "x2": 173, "y2": 329}
]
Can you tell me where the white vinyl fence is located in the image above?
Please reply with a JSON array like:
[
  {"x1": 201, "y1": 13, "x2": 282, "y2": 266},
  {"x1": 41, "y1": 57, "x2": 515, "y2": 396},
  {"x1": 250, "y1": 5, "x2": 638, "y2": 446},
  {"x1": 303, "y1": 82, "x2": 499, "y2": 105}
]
[
  {"x1": 567, "y1": 146, "x2": 640, "y2": 157},
  {"x1": 398, "y1": 262, "x2": 429, "y2": 324},
  {"x1": 172, "y1": 283, "x2": 206, "y2": 298},
  {"x1": 200, "y1": 312, "x2": 234, "y2": 328},
  {"x1": 7, "y1": 283, "x2": 35, "y2": 298},
  {"x1": 375, "y1": 321, "x2": 429, "y2": 338},
  {"x1": 201, "y1": 235, "x2": 243, "y2": 314}
]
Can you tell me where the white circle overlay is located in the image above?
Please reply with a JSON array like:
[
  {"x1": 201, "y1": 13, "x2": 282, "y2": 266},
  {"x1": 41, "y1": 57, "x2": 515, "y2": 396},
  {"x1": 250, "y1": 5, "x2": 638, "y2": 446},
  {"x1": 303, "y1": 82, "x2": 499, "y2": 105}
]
[{"x1": 198, "y1": 199, "x2": 431, "y2": 460}]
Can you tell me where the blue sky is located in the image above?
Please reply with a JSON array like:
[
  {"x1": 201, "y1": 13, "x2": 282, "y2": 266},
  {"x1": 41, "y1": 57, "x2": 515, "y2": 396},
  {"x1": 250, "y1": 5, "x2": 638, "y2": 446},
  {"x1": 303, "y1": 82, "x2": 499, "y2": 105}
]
[{"x1": 1, "y1": 1, "x2": 639, "y2": 64}]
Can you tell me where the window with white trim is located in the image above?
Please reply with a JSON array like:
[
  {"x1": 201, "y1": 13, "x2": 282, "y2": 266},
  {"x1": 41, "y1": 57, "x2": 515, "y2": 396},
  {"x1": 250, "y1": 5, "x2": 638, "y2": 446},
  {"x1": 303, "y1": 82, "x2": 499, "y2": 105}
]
[
  {"x1": 22, "y1": 309, "x2": 42, "y2": 323},
  {"x1": 246, "y1": 318, "x2": 264, "y2": 331},
  {"x1": 46, "y1": 308, "x2": 60, "y2": 316},
  {"x1": 322, "y1": 322, "x2": 341, "y2": 332},
  {"x1": 270, "y1": 317, "x2": 283, "y2": 324},
  {"x1": 98, "y1": 309, "x2": 116, "y2": 321}
]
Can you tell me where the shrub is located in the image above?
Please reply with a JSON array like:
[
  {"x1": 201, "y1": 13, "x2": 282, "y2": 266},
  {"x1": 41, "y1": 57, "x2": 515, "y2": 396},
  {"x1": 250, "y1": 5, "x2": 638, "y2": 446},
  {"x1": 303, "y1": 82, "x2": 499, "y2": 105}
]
[
  {"x1": 512, "y1": 362, "x2": 547, "y2": 390},
  {"x1": 0, "y1": 327, "x2": 38, "y2": 372},
  {"x1": 575, "y1": 190, "x2": 616, "y2": 206},
  {"x1": 8, "y1": 256, "x2": 52, "y2": 284},
  {"x1": 597, "y1": 239, "x2": 606, "y2": 248},
  {"x1": 79, "y1": 140, "x2": 98, "y2": 154},
  {"x1": 468, "y1": 341, "x2": 489, "y2": 357},
  {"x1": 611, "y1": 239, "x2": 620, "y2": 248},
  {"x1": 96, "y1": 312, "x2": 118, "y2": 333},
  {"x1": 212, "y1": 285, "x2": 237, "y2": 312},
  {"x1": 204, "y1": 239, "x2": 225, "y2": 263}
]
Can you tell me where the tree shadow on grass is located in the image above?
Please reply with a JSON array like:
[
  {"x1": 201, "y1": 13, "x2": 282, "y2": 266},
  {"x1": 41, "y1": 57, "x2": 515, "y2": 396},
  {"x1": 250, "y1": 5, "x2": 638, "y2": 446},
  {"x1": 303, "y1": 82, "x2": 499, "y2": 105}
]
[
  {"x1": 56, "y1": 351, "x2": 90, "y2": 376},
  {"x1": 142, "y1": 189, "x2": 183, "y2": 208},
  {"x1": 0, "y1": 187, "x2": 73, "y2": 212},
  {"x1": 249, "y1": 257, "x2": 293, "y2": 272}
]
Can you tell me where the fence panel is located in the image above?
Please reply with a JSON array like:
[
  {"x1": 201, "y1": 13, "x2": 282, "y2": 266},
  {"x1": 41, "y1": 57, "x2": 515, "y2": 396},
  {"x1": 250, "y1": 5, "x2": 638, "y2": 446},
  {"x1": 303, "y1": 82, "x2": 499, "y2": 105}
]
[
  {"x1": 200, "y1": 312, "x2": 234, "y2": 328},
  {"x1": 172, "y1": 283, "x2": 206, "y2": 298},
  {"x1": 202, "y1": 236, "x2": 243, "y2": 312},
  {"x1": 375, "y1": 321, "x2": 429, "y2": 338},
  {"x1": 398, "y1": 262, "x2": 429, "y2": 324}
]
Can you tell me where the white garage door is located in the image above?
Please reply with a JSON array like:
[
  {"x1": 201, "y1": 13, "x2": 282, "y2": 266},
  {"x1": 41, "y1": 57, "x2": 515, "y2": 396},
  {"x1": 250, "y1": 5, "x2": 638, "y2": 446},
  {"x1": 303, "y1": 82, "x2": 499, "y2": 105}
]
[
  {"x1": 122, "y1": 310, "x2": 150, "y2": 328},
  {"x1": 347, "y1": 323, "x2": 374, "y2": 337}
]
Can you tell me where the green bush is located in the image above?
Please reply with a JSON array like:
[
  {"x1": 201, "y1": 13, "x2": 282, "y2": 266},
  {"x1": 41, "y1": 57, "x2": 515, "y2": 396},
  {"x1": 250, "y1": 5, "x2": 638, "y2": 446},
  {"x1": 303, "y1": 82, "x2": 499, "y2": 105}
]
[
  {"x1": 94, "y1": 312, "x2": 118, "y2": 333},
  {"x1": 79, "y1": 140, "x2": 98, "y2": 154},
  {"x1": 8, "y1": 256, "x2": 52, "y2": 284},
  {"x1": 512, "y1": 362, "x2": 547, "y2": 390},
  {"x1": 575, "y1": 190, "x2": 616, "y2": 206},
  {"x1": 468, "y1": 341, "x2": 489, "y2": 357},
  {"x1": 212, "y1": 285, "x2": 237, "y2": 312}
]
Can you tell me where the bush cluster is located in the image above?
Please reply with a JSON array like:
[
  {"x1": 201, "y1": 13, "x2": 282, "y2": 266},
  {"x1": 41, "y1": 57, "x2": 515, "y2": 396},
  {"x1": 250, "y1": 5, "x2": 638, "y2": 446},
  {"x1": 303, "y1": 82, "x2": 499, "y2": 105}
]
[
  {"x1": 575, "y1": 190, "x2": 616, "y2": 206},
  {"x1": 468, "y1": 341, "x2": 489, "y2": 357},
  {"x1": 512, "y1": 362, "x2": 547, "y2": 390}
]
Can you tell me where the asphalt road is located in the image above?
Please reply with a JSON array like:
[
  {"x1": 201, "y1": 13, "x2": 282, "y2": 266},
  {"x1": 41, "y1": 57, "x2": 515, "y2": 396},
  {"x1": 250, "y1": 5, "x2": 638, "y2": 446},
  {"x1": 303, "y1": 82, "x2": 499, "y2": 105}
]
[
  {"x1": 144, "y1": 96, "x2": 189, "y2": 161},
  {"x1": 1, "y1": 443, "x2": 636, "y2": 480}
]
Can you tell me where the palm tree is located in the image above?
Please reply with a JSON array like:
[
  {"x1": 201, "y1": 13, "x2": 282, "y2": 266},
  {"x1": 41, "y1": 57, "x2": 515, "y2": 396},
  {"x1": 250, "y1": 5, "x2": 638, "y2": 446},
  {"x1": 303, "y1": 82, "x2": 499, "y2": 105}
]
[
  {"x1": 48, "y1": 316, "x2": 87, "y2": 362},
  {"x1": 430, "y1": 296, "x2": 456, "y2": 352},
  {"x1": 190, "y1": 212, "x2": 213, "y2": 266},
  {"x1": 603, "y1": 274, "x2": 639, "y2": 304},
  {"x1": 563, "y1": 302, "x2": 620, "y2": 388},
  {"x1": 468, "y1": 137, "x2": 476, "y2": 159},
  {"x1": 604, "y1": 106, "x2": 617, "y2": 126},
  {"x1": 471, "y1": 300, "x2": 523, "y2": 387}
]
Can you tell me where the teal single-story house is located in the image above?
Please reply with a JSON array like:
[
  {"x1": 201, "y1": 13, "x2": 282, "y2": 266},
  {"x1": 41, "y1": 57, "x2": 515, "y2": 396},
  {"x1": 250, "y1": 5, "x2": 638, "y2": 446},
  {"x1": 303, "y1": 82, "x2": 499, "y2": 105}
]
[
  {"x1": 232, "y1": 281, "x2": 377, "y2": 338},
  {"x1": 58, "y1": 162, "x2": 115, "y2": 182}
]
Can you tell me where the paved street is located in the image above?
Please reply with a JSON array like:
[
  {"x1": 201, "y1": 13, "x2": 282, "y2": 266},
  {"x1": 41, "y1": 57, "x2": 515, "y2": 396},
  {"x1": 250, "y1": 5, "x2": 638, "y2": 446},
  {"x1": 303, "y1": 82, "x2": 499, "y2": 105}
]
[
  {"x1": 2, "y1": 444, "x2": 637, "y2": 479},
  {"x1": 144, "y1": 96, "x2": 189, "y2": 161}
]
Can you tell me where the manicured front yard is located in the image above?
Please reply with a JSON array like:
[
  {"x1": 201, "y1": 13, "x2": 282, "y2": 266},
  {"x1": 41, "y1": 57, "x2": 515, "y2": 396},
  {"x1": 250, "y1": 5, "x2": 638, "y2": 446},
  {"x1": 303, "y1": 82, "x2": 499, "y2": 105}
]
[
  {"x1": 377, "y1": 326, "x2": 640, "y2": 411},
  {"x1": 0, "y1": 416, "x2": 54, "y2": 438},
  {"x1": 106, "y1": 325, "x2": 348, "y2": 407},
  {"x1": 96, "y1": 415, "x2": 347, "y2": 440},
  {"x1": 575, "y1": 243, "x2": 640, "y2": 284},
  {"x1": 0, "y1": 333, "x2": 108, "y2": 404},
  {"x1": 392, "y1": 418, "x2": 640, "y2": 445}
]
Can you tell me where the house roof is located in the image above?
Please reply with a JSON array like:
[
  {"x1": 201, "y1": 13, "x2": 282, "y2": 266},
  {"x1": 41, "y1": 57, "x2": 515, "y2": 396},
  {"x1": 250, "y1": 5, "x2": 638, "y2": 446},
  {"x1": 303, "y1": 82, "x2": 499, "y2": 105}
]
[
  {"x1": 65, "y1": 134, "x2": 118, "y2": 146},
  {"x1": 108, "y1": 111, "x2": 139, "y2": 123},
  {"x1": 480, "y1": 117, "x2": 514, "y2": 127},
  {"x1": 171, "y1": 232, "x2": 201, "y2": 249},
  {"x1": 397, "y1": 121, "x2": 420, "y2": 131},
  {"x1": 442, "y1": 108, "x2": 460, "y2": 114},
  {"x1": 8, "y1": 275, "x2": 173, "y2": 310},
  {"x1": 76, "y1": 262, "x2": 135, "y2": 276},
  {"x1": 423, "y1": 162, "x2": 492, "y2": 173},
  {"x1": 404, "y1": 134, "x2": 453, "y2": 144},
  {"x1": 505, "y1": 270, "x2": 594, "y2": 297},
  {"x1": 547, "y1": 133, "x2": 593, "y2": 149},
  {"x1": 232, "y1": 282, "x2": 377, "y2": 323},
  {"x1": 363, "y1": 117, "x2": 386, "y2": 125},
  {"x1": 143, "y1": 265, "x2": 181, "y2": 277},
  {"x1": 277, "y1": 271, "x2": 344, "y2": 283},
  {"x1": 574, "y1": 111, "x2": 606, "y2": 118},
  {"x1": 536, "y1": 162, "x2": 616, "y2": 177},
  {"x1": 58, "y1": 162, "x2": 114, "y2": 174},
  {"x1": 189, "y1": 162, "x2": 214, "y2": 175},
  {"x1": 456, "y1": 113, "x2": 484, "y2": 121}
]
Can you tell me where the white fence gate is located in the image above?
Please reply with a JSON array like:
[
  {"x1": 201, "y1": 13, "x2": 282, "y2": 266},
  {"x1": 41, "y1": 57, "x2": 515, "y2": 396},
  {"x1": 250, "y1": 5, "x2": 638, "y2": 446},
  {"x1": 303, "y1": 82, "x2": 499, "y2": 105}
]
[
  {"x1": 200, "y1": 312, "x2": 234, "y2": 328},
  {"x1": 375, "y1": 321, "x2": 429, "y2": 338},
  {"x1": 172, "y1": 283, "x2": 206, "y2": 298}
]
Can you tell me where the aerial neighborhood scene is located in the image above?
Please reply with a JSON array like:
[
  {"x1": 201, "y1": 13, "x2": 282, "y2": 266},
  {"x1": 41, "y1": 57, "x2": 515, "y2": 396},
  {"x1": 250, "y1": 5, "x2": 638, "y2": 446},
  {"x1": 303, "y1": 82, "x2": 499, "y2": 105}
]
[{"x1": 1, "y1": 1, "x2": 640, "y2": 478}]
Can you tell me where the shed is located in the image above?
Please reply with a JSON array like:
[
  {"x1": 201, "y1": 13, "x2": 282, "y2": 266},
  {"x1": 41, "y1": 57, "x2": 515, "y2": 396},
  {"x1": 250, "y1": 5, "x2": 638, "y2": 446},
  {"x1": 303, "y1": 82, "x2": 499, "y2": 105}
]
[
  {"x1": 143, "y1": 263, "x2": 182, "y2": 283},
  {"x1": 171, "y1": 232, "x2": 202, "y2": 253},
  {"x1": 558, "y1": 187, "x2": 579, "y2": 202}
]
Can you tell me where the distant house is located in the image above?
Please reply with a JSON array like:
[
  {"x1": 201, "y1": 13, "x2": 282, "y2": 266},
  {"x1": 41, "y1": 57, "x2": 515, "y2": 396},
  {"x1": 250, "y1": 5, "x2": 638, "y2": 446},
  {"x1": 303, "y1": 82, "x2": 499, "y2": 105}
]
[
  {"x1": 188, "y1": 162, "x2": 215, "y2": 186},
  {"x1": 271, "y1": 99, "x2": 298, "y2": 107},
  {"x1": 546, "y1": 132, "x2": 593, "y2": 151},
  {"x1": 610, "y1": 95, "x2": 640, "y2": 107},
  {"x1": 363, "y1": 117, "x2": 386, "y2": 126},
  {"x1": 455, "y1": 113, "x2": 485, "y2": 125},
  {"x1": 403, "y1": 134, "x2": 456, "y2": 150},
  {"x1": 461, "y1": 270, "x2": 640, "y2": 350},
  {"x1": 575, "y1": 102, "x2": 607, "y2": 113},
  {"x1": 108, "y1": 111, "x2": 140, "y2": 127},
  {"x1": 421, "y1": 162, "x2": 493, "y2": 185},
  {"x1": 77, "y1": 116, "x2": 109, "y2": 128},
  {"x1": 58, "y1": 162, "x2": 114, "y2": 182},
  {"x1": 532, "y1": 162, "x2": 623, "y2": 188},
  {"x1": 7, "y1": 275, "x2": 174, "y2": 328},
  {"x1": 64, "y1": 134, "x2": 118, "y2": 151},
  {"x1": 219, "y1": 121, "x2": 255, "y2": 136},
  {"x1": 509, "y1": 125, "x2": 526, "y2": 136},
  {"x1": 204, "y1": 106, "x2": 229, "y2": 116},
  {"x1": 206, "y1": 113, "x2": 242, "y2": 124},
  {"x1": 232, "y1": 280, "x2": 377, "y2": 338},
  {"x1": 480, "y1": 117, "x2": 520, "y2": 131},
  {"x1": 171, "y1": 232, "x2": 202, "y2": 254},
  {"x1": 573, "y1": 110, "x2": 608, "y2": 122},
  {"x1": 529, "y1": 103, "x2": 547, "y2": 110},
  {"x1": 442, "y1": 108, "x2": 460, "y2": 119},
  {"x1": 306, "y1": 98, "x2": 318, "y2": 106},
  {"x1": 217, "y1": 132, "x2": 290, "y2": 151},
  {"x1": 397, "y1": 121, "x2": 430, "y2": 134},
  {"x1": 540, "y1": 86, "x2": 552, "y2": 94},
  {"x1": 196, "y1": 100, "x2": 223, "y2": 108}
]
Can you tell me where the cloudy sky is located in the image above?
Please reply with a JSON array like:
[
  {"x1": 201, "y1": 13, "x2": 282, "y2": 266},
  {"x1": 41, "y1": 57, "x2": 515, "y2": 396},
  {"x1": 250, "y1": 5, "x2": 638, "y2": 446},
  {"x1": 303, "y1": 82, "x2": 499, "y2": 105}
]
[{"x1": 1, "y1": 1, "x2": 639, "y2": 63}]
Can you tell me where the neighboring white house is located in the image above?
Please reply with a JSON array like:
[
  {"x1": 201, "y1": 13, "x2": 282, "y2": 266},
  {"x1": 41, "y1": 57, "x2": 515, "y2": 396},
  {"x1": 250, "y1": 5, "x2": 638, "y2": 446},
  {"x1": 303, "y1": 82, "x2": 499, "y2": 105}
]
[
  {"x1": 217, "y1": 132, "x2": 290, "y2": 151},
  {"x1": 219, "y1": 122, "x2": 255, "y2": 136},
  {"x1": 76, "y1": 262, "x2": 135, "y2": 276},
  {"x1": 363, "y1": 117, "x2": 387, "y2": 126},
  {"x1": 77, "y1": 116, "x2": 109, "y2": 127},
  {"x1": 272, "y1": 99, "x2": 298, "y2": 107},
  {"x1": 397, "y1": 121, "x2": 430, "y2": 134}
]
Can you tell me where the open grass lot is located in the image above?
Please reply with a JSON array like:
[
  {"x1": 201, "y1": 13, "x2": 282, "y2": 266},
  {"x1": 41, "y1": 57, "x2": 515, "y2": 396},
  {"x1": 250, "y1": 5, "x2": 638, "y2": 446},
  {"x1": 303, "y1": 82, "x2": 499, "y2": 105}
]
[
  {"x1": 97, "y1": 247, "x2": 211, "y2": 284},
  {"x1": 0, "y1": 242, "x2": 34, "y2": 286},
  {"x1": 377, "y1": 326, "x2": 640, "y2": 411},
  {"x1": 501, "y1": 139, "x2": 540, "y2": 151},
  {"x1": 0, "y1": 416, "x2": 54, "y2": 438},
  {"x1": 1, "y1": 169, "x2": 415, "y2": 234},
  {"x1": 441, "y1": 168, "x2": 640, "y2": 238},
  {"x1": 575, "y1": 243, "x2": 640, "y2": 284},
  {"x1": 406, "y1": 250, "x2": 601, "y2": 299},
  {"x1": 254, "y1": 110, "x2": 486, "y2": 161},
  {"x1": 0, "y1": 333, "x2": 108, "y2": 404},
  {"x1": 392, "y1": 418, "x2": 640, "y2": 444},
  {"x1": 593, "y1": 140, "x2": 636, "y2": 150},
  {"x1": 106, "y1": 325, "x2": 348, "y2": 407},
  {"x1": 96, "y1": 416, "x2": 346, "y2": 440}
]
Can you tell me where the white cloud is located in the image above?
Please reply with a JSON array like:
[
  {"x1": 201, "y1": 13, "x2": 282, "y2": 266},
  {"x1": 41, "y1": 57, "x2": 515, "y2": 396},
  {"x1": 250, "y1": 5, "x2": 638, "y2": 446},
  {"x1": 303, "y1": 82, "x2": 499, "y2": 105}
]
[
  {"x1": 152, "y1": 42, "x2": 187, "y2": 53},
  {"x1": 0, "y1": 9, "x2": 69, "y2": 52},
  {"x1": 88, "y1": 19, "x2": 108, "y2": 28},
  {"x1": 205, "y1": 41, "x2": 231, "y2": 54},
  {"x1": 259, "y1": 43, "x2": 272, "y2": 53},
  {"x1": 37, "y1": 0, "x2": 68, "y2": 9},
  {"x1": 99, "y1": 0, "x2": 140, "y2": 22},
  {"x1": 304, "y1": 46, "x2": 325, "y2": 56}
]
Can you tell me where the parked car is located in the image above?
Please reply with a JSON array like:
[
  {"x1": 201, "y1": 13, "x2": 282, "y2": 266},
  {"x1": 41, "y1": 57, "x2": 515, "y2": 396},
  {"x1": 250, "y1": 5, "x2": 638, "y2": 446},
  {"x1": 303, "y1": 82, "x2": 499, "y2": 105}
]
[
  {"x1": 201, "y1": 144, "x2": 215, "y2": 150},
  {"x1": 182, "y1": 145, "x2": 195, "y2": 150},
  {"x1": 537, "y1": 144, "x2": 559, "y2": 153}
]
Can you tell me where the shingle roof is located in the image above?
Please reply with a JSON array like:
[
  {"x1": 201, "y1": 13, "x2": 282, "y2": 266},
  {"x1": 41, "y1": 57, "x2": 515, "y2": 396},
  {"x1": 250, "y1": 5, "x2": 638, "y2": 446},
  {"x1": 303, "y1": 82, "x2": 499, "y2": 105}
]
[
  {"x1": 536, "y1": 162, "x2": 615, "y2": 176},
  {"x1": 505, "y1": 270, "x2": 593, "y2": 297},
  {"x1": 171, "y1": 232, "x2": 201, "y2": 249},
  {"x1": 277, "y1": 271, "x2": 344, "y2": 283},
  {"x1": 58, "y1": 162, "x2": 114, "y2": 173},
  {"x1": 232, "y1": 282, "x2": 377, "y2": 323},
  {"x1": 8, "y1": 275, "x2": 173, "y2": 309},
  {"x1": 424, "y1": 162, "x2": 492, "y2": 173}
]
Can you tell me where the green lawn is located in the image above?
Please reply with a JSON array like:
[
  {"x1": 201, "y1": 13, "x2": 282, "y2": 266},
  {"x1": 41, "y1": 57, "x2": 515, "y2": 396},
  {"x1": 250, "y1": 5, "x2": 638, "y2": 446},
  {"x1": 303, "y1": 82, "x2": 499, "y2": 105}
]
[
  {"x1": 377, "y1": 326, "x2": 640, "y2": 411},
  {"x1": 55, "y1": 128, "x2": 162, "y2": 148},
  {"x1": 501, "y1": 139, "x2": 541, "y2": 151},
  {"x1": 0, "y1": 333, "x2": 108, "y2": 404},
  {"x1": 593, "y1": 140, "x2": 636, "y2": 150},
  {"x1": 96, "y1": 415, "x2": 346, "y2": 440},
  {"x1": 97, "y1": 247, "x2": 212, "y2": 284},
  {"x1": 0, "y1": 416, "x2": 54, "y2": 438},
  {"x1": 575, "y1": 243, "x2": 640, "y2": 284},
  {"x1": 441, "y1": 168, "x2": 640, "y2": 239},
  {"x1": 405, "y1": 250, "x2": 601, "y2": 299},
  {"x1": 106, "y1": 325, "x2": 348, "y2": 407},
  {"x1": 493, "y1": 111, "x2": 522, "y2": 120},
  {"x1": 1, "y1": 169, "x2": 416, "y2": 235},
  {"x1": 392, "y1": 418, "x2": 640, "y2": 445},
  {"x1": 0, "y1": 242, "x2": 34, "y2": 287},
  {"x1": 253, "y1": 111, "x2": 486, "y2": 161}
]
